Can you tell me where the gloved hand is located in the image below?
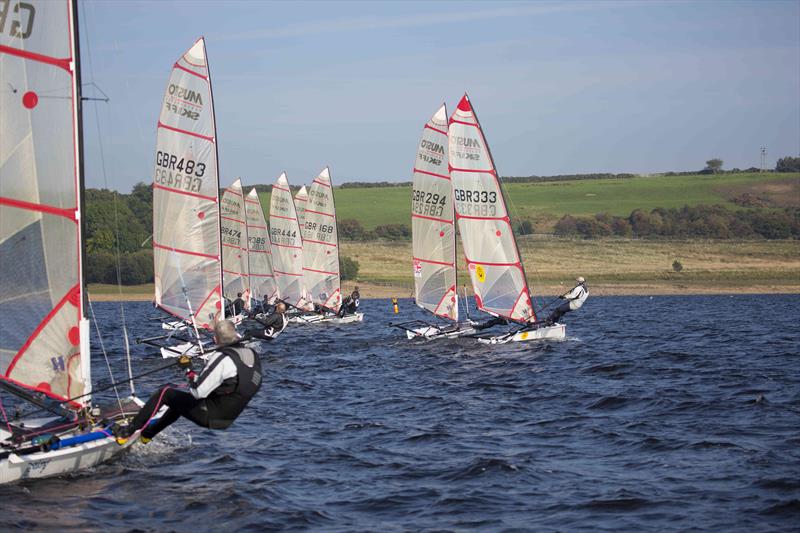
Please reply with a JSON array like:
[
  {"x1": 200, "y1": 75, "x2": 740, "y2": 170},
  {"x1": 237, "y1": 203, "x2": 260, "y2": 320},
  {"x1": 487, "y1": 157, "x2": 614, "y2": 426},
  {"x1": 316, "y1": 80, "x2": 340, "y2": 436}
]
[
  {"x1": 177, "y1": 355, "x2": 192, "y2": 369},
  {"x1": 185, "y1": 369, "x2": 197, "y2": 382}
]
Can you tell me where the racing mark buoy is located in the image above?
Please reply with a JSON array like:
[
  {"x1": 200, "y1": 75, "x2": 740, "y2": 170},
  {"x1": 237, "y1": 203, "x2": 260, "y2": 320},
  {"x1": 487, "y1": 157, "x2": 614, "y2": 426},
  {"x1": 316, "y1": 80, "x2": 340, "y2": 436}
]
[{"x1": 392, "y1": 298, "x2": 399, "y2": 314}]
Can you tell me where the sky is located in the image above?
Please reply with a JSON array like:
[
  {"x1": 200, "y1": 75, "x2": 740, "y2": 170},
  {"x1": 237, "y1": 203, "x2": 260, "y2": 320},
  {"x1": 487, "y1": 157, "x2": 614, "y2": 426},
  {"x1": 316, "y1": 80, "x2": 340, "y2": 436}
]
[{"x1": 78, "y1": 0, "x2": 800, "y2": 191}]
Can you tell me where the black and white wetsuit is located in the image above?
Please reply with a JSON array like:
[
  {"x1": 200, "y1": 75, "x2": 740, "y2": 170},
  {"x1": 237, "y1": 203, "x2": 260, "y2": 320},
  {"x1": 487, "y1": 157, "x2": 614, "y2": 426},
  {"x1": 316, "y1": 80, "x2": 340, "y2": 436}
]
[
  {"x1": 248, "y1": 312, "x2": 288, "y2": 340},
  {"x1": 129, "y1": 345, "x2": 262, "y2": 439},
  {"x1": 547, "y1": 283, "x2": 589, "y2": 323}
]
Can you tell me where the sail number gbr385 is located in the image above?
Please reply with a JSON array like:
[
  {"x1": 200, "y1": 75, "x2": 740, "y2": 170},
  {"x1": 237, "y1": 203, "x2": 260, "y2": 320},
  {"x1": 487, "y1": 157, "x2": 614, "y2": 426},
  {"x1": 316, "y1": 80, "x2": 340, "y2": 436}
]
[{"x1": 154, "y1": 150, "x2": 207, "y2": 193}]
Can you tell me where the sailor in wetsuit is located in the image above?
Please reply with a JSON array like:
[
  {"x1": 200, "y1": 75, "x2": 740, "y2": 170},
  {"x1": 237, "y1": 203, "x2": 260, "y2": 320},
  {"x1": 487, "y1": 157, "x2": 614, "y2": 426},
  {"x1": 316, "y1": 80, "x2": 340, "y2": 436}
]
[
  {"x1": 230, "y1": 292, "x2": 246, "y2": 316},
  {"x1": 247, "y1": 302, "x2": 288, "y2": 340},
  {"x1": 337, "y1": 287, "x2": 360, "y2": 317},
  {"x1": 115, "y1": 319, "x2": 262, "y2": 444},
  {"x1": 546, "y1": 276, "x2": 589, "y2": 324}
]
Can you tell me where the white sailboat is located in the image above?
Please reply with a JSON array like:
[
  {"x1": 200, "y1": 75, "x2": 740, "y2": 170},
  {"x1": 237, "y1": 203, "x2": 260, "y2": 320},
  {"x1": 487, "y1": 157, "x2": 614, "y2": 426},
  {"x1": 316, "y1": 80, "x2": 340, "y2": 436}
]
[
  {"x1": 396, "y1": 104, "x2": 475, "y2": 339},
  {"x1": 1, "y1": 0, "x2": 153, "y2": 483},
  {"x1": 220, "y1": 178, "x2": 250, "y2": 316},
  {"x1": 294, "y1": 168, "x2": 363, "y2": 324},
  {"x1": 448, "y1": 94, "x2": 565, "y2": 343},
  {"x1": 269, "y1": 172, "x2": 308, "y2": 309},
  {"x1": 294, "y1": 185, "x2": 308, "y2": 229},
  {"x1": 244, "y1": 188, "x2": 277, "y2": 311}
]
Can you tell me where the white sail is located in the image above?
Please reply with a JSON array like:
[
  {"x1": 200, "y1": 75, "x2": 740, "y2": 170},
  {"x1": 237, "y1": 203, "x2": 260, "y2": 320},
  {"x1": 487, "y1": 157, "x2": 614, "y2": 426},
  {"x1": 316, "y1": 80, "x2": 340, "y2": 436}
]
[
  {"x1": 295, "y1": 185, "x2": 308, "y2": 229},
  {"x1": 448, "y1": 94, "x2": 535, "y2": 322},
  {"x1": 245, "y1": 188, "x2": 277, "y2": 304},
  {"x1": 0, "y1": 0, "x2": 89, "y2": 404},
  {"x1": 412, "y1": 104, "x2": 458, "y2": 321},
  {"x1": 221, "y1": 178, "x2": 249, "y2": 308},
  {"x1": 302, "y1": 168, "x2": 342, "y2": 311},
  {"x1": 152, "y1": 38, "x2": 223, "y2": 330},
  {"x1": 269, "y1": 172, "x2": 306, "y2": 307}
]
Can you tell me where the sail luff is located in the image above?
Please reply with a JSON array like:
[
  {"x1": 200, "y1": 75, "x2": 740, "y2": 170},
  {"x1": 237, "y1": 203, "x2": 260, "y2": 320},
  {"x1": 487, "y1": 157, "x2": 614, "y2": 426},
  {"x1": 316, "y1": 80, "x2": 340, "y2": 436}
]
[
  {"x1": 412, "y1": 104, "x2": 458, "y2": 321},
  {"x1": 448, "y1": 94, "x2": 534, "y2": 322}
]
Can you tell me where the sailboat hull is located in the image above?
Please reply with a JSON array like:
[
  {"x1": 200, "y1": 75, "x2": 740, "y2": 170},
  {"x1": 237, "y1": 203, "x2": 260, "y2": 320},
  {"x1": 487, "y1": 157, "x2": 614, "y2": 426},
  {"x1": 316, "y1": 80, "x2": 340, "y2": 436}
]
[
  {"x1": 477, "y1": 323, "x2": 567, "y2": 344},
  {"x1": 289, "y1": 312, "x2": 364, "y2": 325},
  {"x1": 405, "y1": 322, "x2": 478, "y2": 340}
]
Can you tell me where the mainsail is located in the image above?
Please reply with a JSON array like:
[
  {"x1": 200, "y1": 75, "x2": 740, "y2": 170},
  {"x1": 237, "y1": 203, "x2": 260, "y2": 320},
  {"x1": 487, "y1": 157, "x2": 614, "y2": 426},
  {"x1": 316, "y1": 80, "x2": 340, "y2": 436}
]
[
  {"x1": 269, "y1": 172, "x2": 306, "y2": 307},
  {"x1": 295, "y1": 185, "x2": 308, "y2": 228},
  {"x1": 152, "y1": 38, "x2": 223, "y2": 330},
  {"x1": 448, "y1": 94, "x2": 534, "y2": 322},
  {"x1": 221, "y1": 178, "x2": 249, "y2": 308},
  {"x1": 245, "y1": 188, "x2": 277, "y2": 304},
  {"x1": 302, "y1": 168, "x2": 342, "y2": 311},
  {"x1": 0, "y1": 0, "x2": 90, "y2": 404},
  {"x1": 412, "y1": 104, "x2": 458, "y2": 321}
]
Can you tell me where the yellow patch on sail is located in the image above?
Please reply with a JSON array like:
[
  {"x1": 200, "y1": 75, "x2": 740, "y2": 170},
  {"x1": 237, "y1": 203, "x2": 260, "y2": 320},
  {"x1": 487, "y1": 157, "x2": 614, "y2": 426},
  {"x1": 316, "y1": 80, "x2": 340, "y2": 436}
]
[{"x1": 475, "y1": 265, "x2": 486, "y2": 283}]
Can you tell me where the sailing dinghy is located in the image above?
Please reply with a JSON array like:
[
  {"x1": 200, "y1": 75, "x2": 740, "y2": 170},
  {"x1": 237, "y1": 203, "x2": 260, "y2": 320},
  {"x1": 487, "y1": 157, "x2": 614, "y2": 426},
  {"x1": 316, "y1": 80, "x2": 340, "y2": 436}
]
[
  {"x1": 1, "y1": 0, "x2": 157, "y2": 483},
  {"x1": 293, "y1": 168, "x2": 363, "y2": 324},
  {"x1": 149, "y1": 37, "x2": 227, "y2": 357},
  {"x1": 220, "y1": 178, "x2": 250, "y2": 319},
  {"x1": 448, "y1": 94, "x2": 564, "y2": 343},
  {"x1": 394, "y1": 104, "x2": 476, "y2": 339},
  {"x1": 269, "y1": 172, "x2": 309, "y2": 312},
  {"x1": 244, "y1": 188, "x2": 277, "y2": 313}
]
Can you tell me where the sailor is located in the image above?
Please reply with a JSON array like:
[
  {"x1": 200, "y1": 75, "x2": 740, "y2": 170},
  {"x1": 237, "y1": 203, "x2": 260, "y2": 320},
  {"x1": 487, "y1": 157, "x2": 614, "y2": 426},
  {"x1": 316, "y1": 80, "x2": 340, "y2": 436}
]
[
  {"x1": 546, "y1": 276, "x2": 589, "y2": 324},
  {"x1": 231, "y1": 292, "x2": 246, "y2": 315},
  {"x1": 247, "y1": 302, "x2": 288, "y2": 340},
  {"x1": 115, "y1": 319, "x2": 262, "y2": 444},
  {"x1": 473, "y1": 316, "x2": 508, "y2": 330},
  {"x1": 338, "y1": 286, "x2": 360, "y2": 317}
]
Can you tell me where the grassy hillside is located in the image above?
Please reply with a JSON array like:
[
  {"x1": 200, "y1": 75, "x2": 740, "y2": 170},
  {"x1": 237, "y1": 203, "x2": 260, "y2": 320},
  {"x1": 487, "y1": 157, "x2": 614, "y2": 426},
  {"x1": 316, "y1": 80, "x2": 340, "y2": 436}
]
[{"x1": 257, "y1": 172, "x2": 798, "y2": 230}]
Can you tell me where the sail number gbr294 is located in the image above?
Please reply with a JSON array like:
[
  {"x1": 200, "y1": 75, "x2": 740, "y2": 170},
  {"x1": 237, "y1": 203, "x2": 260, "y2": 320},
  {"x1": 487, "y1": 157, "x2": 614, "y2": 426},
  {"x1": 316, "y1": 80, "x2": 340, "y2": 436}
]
[
  {"x1": 154, "y1": 151, "x2": 206, "y2": 193},
  {"x1": 412, "y1": 189, "x2": 447, "y2": 218}
]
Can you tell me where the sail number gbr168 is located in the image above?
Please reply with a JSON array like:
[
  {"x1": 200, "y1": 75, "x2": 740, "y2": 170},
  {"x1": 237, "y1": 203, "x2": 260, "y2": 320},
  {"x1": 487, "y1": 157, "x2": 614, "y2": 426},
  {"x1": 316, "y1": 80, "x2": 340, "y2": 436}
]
[
  {"x1": 154, "y1": 151, "x2": 206, "y2": 193},
  {"x1": 453, "y1": 189, "x2": 498, "y2": 217},
  {"x1": 412, "y1": 189, "x2": 447, "y2": 218}
]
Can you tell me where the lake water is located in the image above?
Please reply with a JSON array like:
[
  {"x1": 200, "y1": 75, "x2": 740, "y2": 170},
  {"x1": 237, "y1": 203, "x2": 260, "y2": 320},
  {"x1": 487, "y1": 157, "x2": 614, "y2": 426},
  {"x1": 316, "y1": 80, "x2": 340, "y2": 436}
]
[{"x1": 2, "y1": 295, "x2": 799, "y2": 531}]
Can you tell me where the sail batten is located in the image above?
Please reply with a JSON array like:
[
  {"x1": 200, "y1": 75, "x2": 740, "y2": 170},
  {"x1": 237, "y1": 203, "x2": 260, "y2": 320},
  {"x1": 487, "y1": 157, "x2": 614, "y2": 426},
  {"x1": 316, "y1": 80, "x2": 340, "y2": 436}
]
[
  {"x1": 152, "y1": 37, "x2": 223, "y2": 330},
  {"x1": 412, "y1": 105, "x2": 458, "y2": 321},
  {"x1": 302, "y1": 168, "x2": 342, "y2": 311},
  {"x1": 448, "y1": 94, "x2": 534, "y2": 322}
]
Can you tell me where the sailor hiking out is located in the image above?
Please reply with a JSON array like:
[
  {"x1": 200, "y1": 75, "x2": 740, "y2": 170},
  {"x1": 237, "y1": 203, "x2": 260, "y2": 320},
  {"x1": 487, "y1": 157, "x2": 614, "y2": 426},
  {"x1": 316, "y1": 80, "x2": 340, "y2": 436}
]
[
  {"x1": 247, "y1": 302, "x2": 288, "y2": 340},
  {"x1": 115, "y1": 320, "x2": 262, "y2": 444},
  {"x1": 338, "y1": 287, "x2": 360, "y2": 317},
  {"x1": 546, "y1": 277, "x2": 589, "y2": 324}
]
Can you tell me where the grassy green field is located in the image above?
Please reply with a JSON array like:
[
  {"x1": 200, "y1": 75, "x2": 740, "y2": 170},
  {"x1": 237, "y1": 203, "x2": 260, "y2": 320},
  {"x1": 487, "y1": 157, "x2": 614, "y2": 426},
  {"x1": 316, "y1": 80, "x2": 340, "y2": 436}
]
[{"x1": 257, "y1": 172, "x2": 798, "y2": 230}]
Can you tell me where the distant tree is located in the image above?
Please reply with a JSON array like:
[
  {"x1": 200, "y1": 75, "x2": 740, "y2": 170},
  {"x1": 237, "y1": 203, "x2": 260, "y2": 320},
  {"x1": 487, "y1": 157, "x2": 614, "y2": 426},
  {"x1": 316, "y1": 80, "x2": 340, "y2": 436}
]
[
  {"x1": 776, "y1": 156, "x2": 800, "y2": 172},
  {"x1": 514, "y1": 218, "x2": 534, "y2": 235},
  {"x1": 704, "y1": 158, "x2": 724, "y2": 173},
  {"x1": 340, "y1": 255, "x2": 359, "y2": 280},
  {"x1": 339, "y1": 219, "x2": 366, "y2": 240},
  {"x1": 373, "y1": 224, "x2": 411, "y2": 240},
  {"x1": 672, "y1": 260, "x2": 683, "y2": 272}
]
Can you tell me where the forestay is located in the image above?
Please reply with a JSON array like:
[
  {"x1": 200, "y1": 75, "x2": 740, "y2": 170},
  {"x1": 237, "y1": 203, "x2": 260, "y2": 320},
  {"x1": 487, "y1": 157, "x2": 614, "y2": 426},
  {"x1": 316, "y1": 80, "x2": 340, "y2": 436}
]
[
  {"x1": 221, "y1": 179, "x2": 249, "y2": 308},
  {"x1": 269, "y1": 172, "x2": 306, "y2": 307},
  {"x1": 448, "y1": 94, "x2": 535, "y2": 322},
  {"x1": 152, "y1": 38, "x2": 223, "y2": 330},
  {"x1": 302, "y1": 168, "x2": 342, "y2": 311},
  {"x1": 412, "y1": 104, "x2": 458, "y2": 321},
  {"x1": 244, "y1": 188, "x2": 276, "y2": 304},
  {"x1": 295, "y1": 185, "x2": 308, "y2": 229},
  {"x1": 0, "y1": 0, "x2": 90, "y2": 404}
]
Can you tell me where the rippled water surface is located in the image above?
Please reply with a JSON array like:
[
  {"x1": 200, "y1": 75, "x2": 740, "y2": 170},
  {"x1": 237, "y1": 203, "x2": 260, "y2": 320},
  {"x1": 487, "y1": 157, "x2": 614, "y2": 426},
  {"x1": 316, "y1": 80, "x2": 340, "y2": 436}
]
[{"x1": 2, "y1": 295, "x2": 799, "y2": 531}]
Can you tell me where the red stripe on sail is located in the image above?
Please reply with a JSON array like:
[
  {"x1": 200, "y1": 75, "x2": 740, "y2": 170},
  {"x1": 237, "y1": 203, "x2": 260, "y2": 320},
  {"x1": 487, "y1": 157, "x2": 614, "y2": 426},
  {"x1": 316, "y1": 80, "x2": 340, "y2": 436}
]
[
  {"x1": 274, "y1": 270, "x2": 303, "y2": 277},
  {"x1": 305, "y1": 209, "x2": 333, "y2": 218},
  {"x1": 432, "y1": 286, "x2": 456, "y2": 317},
  {"x1": 449, "y1": 118, "x2": 478, "y2": 127},
  {"x1": 414, "y1": 168, "x2": 450, "y2": 180},
  {"x1": 449, "y1": 166, "x2": 495, "y2": 175},
  {"x1": 0, "y1": 44, "x2": 72, "y2": 72},
  {"x1": 248, "y1": 249, "x2": 271, "y2": 253},
  {"x1": 157, "y1": 121, "x2": 214, "y2": 142},
  {"x1": 248, "y1": 225, "x2": 267, "y2": 229},
  {"x1": 413, "y1": 213, "x2": 452, "y2": 225},
  {"x1": 245, "y1": 198, "x2": 260, "y2": 205},
  {"x1": 153, "y1": 241, "x2": 218, "y2": 260},
  {"x1": 304, "y1": 239, "x2": 336, "y2": 247},
  {"x1": 303, "y1": 267, "x2": 337, "y2": 276},
  {"x1": 272, "y1": 185, "x2": 290, "y2": 193},
  {"x1": 194, "y1": 285, "x2": 221, "y2": 329},
  {"x1": 0, "y1": 196, "x2": 77, "y2": 221},
  {"x1": 250, "y1": 273, "x2": 275, "y2": 278},
  {"x1": 457, "y1": 214, "x2": 508, "y2": 222},
  {"x1": 464, "y1": 258, "x2": 522, "y2": 268},
  {"x1": 6, "y1": 285, "x2": 80, "y2": 376},
  {"x1": 323, "y1": 288, "x2": 341, "y2": 309},
  {"x1": 152, "y1": 183, "x2": 217, "y2": 203},
  {"x1": 270, "y1": 214, "x2": 297, "y2": 221},
  {"x1": 312, "y1": 179, "x2": 331, "y2": 188},
  {"x1": 424, "y1": 123, "x2": 447, "y2": 135},
  {"x1": 221, "y1": 215, "x2": 245, "y2": 224},
  {"x1": 223, "y1": 268, "x2": 248, "y2": 276},
  {"x1": 414, "y1": 256, "x2": 453, "y2": 267},
  {"x1": 222, "y1": 243, "x2": 245, "y2": 250},
  {"x1": 174, "y1": 62, "x2": 208, "y2": 80}
]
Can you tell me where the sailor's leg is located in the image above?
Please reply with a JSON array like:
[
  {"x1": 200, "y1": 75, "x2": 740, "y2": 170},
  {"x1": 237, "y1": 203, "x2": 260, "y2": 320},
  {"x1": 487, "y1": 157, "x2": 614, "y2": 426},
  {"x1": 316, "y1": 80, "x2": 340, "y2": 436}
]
[
  {"x1": 127, "y1": 385, "x2": 177, "y2": 433},
  {"x1": 141, "y1": 389, "x2": 205, "y2": 439}
]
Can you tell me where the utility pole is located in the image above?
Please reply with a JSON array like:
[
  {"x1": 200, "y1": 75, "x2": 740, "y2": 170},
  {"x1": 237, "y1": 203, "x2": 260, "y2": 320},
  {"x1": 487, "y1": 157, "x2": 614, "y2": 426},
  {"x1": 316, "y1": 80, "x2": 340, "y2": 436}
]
[{"x1": 760, "y1": 147, "x2": 767, "y2": 172}]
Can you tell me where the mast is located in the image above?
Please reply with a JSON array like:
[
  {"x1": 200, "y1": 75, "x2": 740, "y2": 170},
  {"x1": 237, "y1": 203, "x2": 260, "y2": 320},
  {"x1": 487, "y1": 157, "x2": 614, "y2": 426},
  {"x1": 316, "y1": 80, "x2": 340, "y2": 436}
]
[{"x1": 206, "y1": 37, "x2": 225, "y2": 320}]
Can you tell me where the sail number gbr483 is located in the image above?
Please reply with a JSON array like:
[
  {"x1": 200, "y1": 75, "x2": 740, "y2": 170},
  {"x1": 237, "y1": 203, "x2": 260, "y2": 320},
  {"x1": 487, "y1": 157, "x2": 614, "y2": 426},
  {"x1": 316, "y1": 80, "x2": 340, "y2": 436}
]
[{"x1": 154, "y1": 150, "x2": 207, "y2": 193}]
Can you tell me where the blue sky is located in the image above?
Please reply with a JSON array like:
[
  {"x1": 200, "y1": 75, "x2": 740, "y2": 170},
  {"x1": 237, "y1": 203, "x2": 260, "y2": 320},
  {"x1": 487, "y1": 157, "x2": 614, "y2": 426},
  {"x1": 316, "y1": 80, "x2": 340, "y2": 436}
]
[{"x1": 78, "y1": 0, "x2": 800, "y2": 191}]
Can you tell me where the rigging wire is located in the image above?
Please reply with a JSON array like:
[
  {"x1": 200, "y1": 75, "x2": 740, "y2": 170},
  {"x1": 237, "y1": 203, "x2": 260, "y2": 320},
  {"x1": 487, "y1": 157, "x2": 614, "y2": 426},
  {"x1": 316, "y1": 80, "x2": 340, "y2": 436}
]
[
  {"x1": 88, "y1": 299, "x2": 124, "y2": 413},
  {"x1": 79, "y1": 0, "x2": 136, "y2": 393}
]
